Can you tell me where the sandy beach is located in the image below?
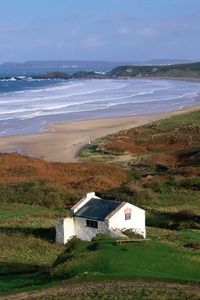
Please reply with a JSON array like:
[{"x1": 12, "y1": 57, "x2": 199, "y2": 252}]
[{"x1": 0, "y1": 105, "x2": 199, "y2": 162}]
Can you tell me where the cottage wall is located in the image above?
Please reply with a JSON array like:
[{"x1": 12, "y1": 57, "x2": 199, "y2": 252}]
[
  {"x1": 74, "y1": 216, "x2": 109, "y2": 241},
  {"x1": 56, "y1": 193, "x2": 146, "y2": 244},
  {"x1": 55, "y1": 217, "x2": 75, "y2": 244},
  {"x1": 108, "y1": 203, "x2": 146, "y2": 238}
]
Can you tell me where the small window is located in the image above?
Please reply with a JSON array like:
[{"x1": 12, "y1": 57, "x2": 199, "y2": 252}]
[
  {"x1": 125, "y1": 213, "x2": 131, "y2": 220},
  {"x1": 124, "y1": 207, "x2": 132, "y2": 220},
  {"x1": 86, "y1": 219, "x2": 98, "y2": 228}
]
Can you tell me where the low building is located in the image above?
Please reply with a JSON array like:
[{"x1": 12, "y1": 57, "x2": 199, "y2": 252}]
[{"x1": 56, "y1": 192, "x2": 146, "y2": 244}]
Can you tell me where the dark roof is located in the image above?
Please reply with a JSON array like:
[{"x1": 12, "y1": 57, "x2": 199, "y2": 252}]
[{"x1": 74, "y1": 198, "x2": 121, "y2": 221}]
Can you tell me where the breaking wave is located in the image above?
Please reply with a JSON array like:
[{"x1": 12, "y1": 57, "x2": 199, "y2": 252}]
[{"x1": 0, "y1": 78, "x2": 200, "y2": 136}]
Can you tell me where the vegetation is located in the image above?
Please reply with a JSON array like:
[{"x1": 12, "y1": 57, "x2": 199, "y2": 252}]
[
  {"x1": 28, "y1": 61, "x2": 200, "y2": 80},
  {"x1": 32, "y1": 71, "x2": 106, "y2": 80},
  {"x1": 0, "y1": 228, "x2": 200, "y2": 295},
  {"x1": 110, "y1": 62, "x2": 200, "y2": 78},
  {"x1": 32, "y1": 71, "x2": 72, "y2": 80},
  {"x1": 0, "y1": 110, "x2": 200, "y2": 297},
  {"x1": 31, "y1": 287, "x2": 200, "y2": 300},
  {"x1": 0, "y1": 154, "x2": 127, "y2": 208}
]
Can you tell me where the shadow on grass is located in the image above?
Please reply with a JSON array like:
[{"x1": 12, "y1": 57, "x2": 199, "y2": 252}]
[
  {"x1": 0, "y1": 262, "x2": 54, "y2": 295},
  {"x1": 147, "y1": 209, "x2": 200, "y2": 230},
  {"x1": 0, "y1": 226, "x2": 55, "y2": 242},
  {"x1": 0, "y1": 261, "x2": 45, "y2": 276}
]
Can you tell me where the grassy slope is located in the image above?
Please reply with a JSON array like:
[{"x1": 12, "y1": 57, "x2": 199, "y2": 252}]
[
  {"x1": 81, "y1": 110, "x2": 200, "y2": 213},
  {"x1": 110, "y1": 62, "x2": 200, "y2": 77},
  {"x1": 0, "y1": 110, "x2": 200, "y2": 296},
  {"x1": 51, "y1": 234, "x2": 200, "y2": 282}
]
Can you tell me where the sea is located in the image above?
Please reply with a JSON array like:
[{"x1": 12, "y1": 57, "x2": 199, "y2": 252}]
[{"x1": 0, "y1": 77, "x2": 200, "y2": 137}]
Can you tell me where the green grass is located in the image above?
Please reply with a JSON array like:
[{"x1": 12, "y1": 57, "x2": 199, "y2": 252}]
[
  {"x1": 149, "y1": 110, "x2": 200, "y2": 131},
  {"x1": 79, "y1": 142, "x2": 115, "y2": 162},
  {"x1": 51, "y1": 233, "x2": 200, "y2": 282},
  {"x1": 144, "y1": 180, "x2": 200, "y2": 214},
  {"x1": 1, "y1": 228, "x2": 200, "y2": 295},
  {"x1": 0, "y1": 203, "x2": 66, "y2": 294},
  {"x1": 0, "y1": 203, "x2": 52, "y2": 221}
]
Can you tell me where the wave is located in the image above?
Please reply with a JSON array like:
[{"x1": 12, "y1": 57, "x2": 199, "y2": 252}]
[
  {"x1": 29, "y1": 81, "x2": 84, "y2": 93},
  {"x1": 0, "y1": 78, "x2": 200, "y2": 133},
  {"x1": 0, "y1": 89, "x2": 198, "y2": 119},
  {"x1": 0, "y1": 82, "x2": 129, "y2": 104},
  {"x1": 0, "y1": 87, "x2": 171, "y2": 114},
  {"x1": 0, "y1": 76, "x2": 32, "y2": 82}
]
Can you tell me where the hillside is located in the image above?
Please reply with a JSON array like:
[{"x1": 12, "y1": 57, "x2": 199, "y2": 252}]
[
  {"x1": 80, "y1": 110, "x2": 200, "y2": 215},
  {"x1": 110, "y1": 62, "x2": 200, "y2": 78},
  {"x1": 0, "y1": 156, "x2": 127, "y2": 208},
  {"x1": 0, "y1": 110, "x2": 200, "y2": 297}
]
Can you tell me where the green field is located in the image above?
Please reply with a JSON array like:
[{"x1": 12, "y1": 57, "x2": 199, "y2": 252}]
[{"x1": 0, "y1": 202, "x2": 199, "y2": 295}]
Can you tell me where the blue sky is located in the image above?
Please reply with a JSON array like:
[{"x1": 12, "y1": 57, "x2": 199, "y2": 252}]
[{"x1": 0, "y1": 0, "x2": 200, "y2": 63}]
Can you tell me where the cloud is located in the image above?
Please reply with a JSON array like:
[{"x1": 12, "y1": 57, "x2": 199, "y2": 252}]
[
  {"x1": 137, "y1": 27, "x2": 159, "y2": 38},
  {"x1": 98, "y1": 14, "x2": 134, "y2": 24},
  {"x1": 118, "y1": 25, "x2": 159, "y2": 38},
  {"x1": 83, "y1": 36, "x2": 106, "y2": 48},
  {"x1": 65, "y1": 29, "x2": 81, "y2": 39},
  {"x1": 118, "y1": 26, "x2": 131, "y2": 35},
  {"x1": 0, "y1": 24, "x2": 18, "y2": 33}
]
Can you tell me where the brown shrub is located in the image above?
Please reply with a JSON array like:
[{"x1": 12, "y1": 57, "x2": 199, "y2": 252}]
[{"x1": 0, "y1": 153, "x2": 128, "y2": 193}]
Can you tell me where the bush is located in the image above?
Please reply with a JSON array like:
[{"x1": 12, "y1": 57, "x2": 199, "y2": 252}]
[
  {"x1": 184, "y1": 241, "x2": 200, "y2": 250},
  {"x1": 156, "y1": 164, "x2": 169, "y2": 173},
  {"x1": 99, "y1": 186, "x2": 136, "y2": 204},
  {"x1": 0, "y1": 180, "x2": 77, "y2": 208},
  {"x1": 178, "y1": 178, "x2": 200, "y2": 190},
  {"x1": 87, "y1": 242, "x2": 100, "y2": 251}
]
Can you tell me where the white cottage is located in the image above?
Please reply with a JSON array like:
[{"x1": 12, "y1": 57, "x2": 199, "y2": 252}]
[{"x1": 56, "y1": 192, "x2": 146, "y2": 244}]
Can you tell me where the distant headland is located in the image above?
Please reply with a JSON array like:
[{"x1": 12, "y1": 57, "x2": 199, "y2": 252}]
[{"x1": 1, "y1": 60, "x2": 200, "y2": 81}]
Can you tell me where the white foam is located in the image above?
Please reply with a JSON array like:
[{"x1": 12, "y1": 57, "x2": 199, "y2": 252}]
[{"x1": 0, "y1": 78, "x2": 200, "y2": 132}]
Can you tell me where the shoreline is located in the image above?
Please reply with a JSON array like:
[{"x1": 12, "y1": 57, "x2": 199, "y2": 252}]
[{"x1": 0, "y1": 104, "x2": 200, "y2": 162}]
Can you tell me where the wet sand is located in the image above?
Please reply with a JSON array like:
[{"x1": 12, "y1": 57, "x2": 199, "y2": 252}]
[{"x1": 0, "y1": 105, "x2": 200, "y2": 162}]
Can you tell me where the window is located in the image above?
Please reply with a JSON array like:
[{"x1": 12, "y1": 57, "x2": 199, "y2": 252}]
[
  {"x1": 125, "y1": 213, "x2": 131, "y2": 220},
  {"x1": 124, "y1": 207, "x2": 132, "y2": 220},
  {"x1": 86, "y1": 219, "x2": 98, "y2": 228}
]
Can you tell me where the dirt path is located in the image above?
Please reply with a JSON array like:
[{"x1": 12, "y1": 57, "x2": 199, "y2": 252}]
[{"x1": 1, "y1": 280, "x2": 200, "y2": 300}]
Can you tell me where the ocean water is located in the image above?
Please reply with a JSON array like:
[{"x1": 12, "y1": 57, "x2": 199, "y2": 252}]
[{"x1": 0, "y1": 78, "x2": 200, "y2": 136}]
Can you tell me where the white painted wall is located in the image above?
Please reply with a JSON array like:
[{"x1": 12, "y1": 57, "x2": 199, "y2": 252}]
[
  {"x1": 55, "y1": 217, "x2": 75, "y2": 244},
  {"x1": 56, "y1": 195, "x2": 146, "y2": 244},
  {"x1": 108, "y1": 203, "x2": 146, "y2": 238},
  {"x1": 74, "y1": 216, "x2": 110, "y2": 241}
]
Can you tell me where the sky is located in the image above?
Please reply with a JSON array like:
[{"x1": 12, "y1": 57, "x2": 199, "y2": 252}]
[{"x1": 0, "y1": 0, "x2": 200, "y2": 63}]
